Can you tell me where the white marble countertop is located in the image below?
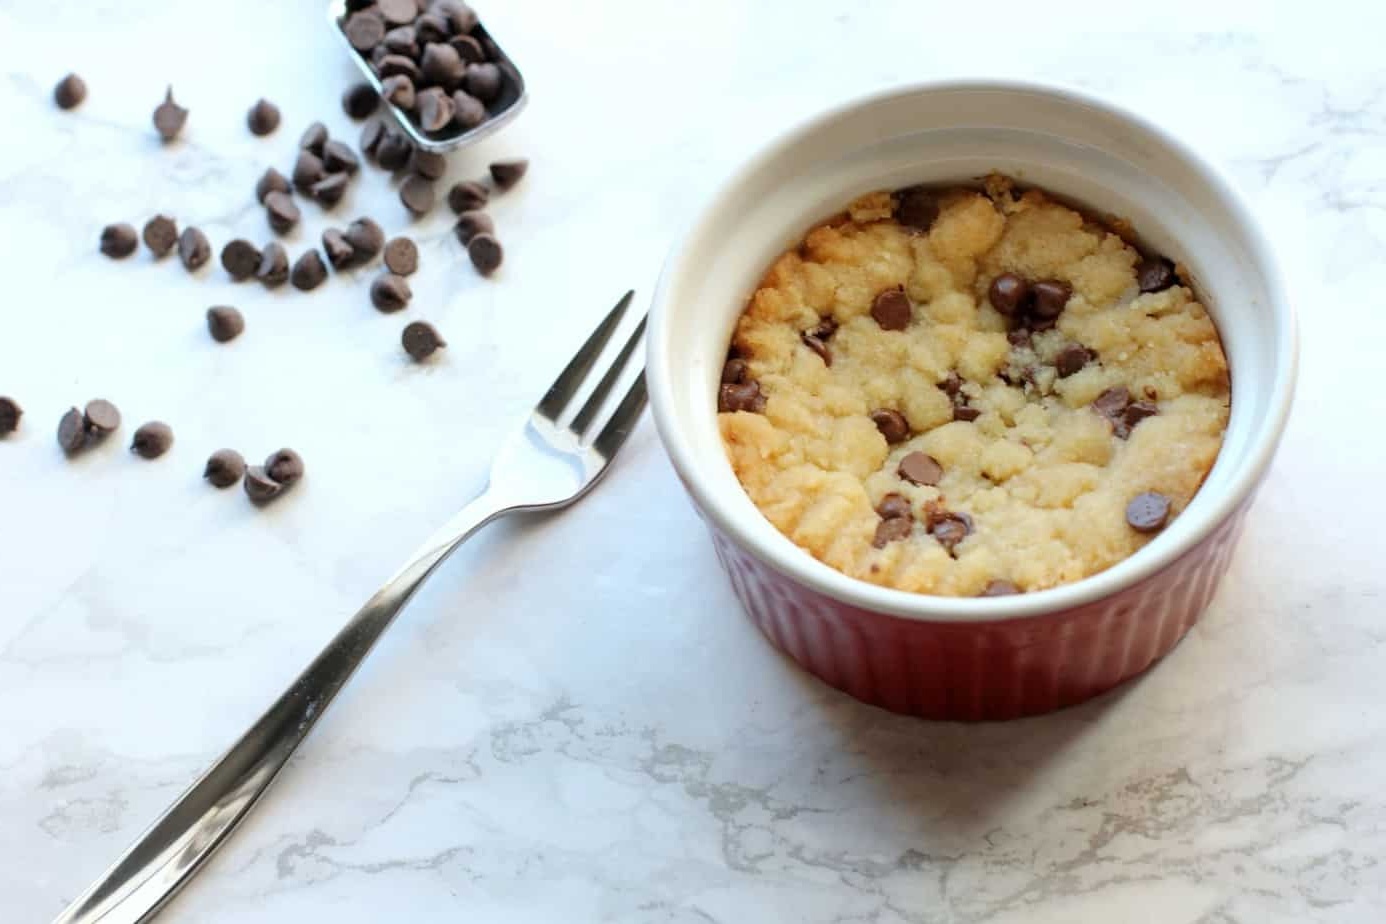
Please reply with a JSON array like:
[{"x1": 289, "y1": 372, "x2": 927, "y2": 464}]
[{"x1": 2, "y1": 2, "x2": 1383, "y2": 921}]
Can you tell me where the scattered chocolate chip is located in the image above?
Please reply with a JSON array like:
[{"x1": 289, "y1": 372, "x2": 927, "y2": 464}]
[
  {"x1": 0, "y1": 397, "x2": 21, "y2": 436},
  {"x1": 869, "y1": 409, "x2": 909, "y2": 444},
  {"x1": 100, "y1": 223, "x2": 138, "y2": 258},
  {"x1": 153, "y1": 87, "x2": 188, "y2": 142},
  {"x1": 895, "y1": 185, "x2": 939, "y2": 231},
  {"x1": 378, "y1": 0, "x2": 418, "y2": 25},
  {"x1": 929, "y1": 511, "x2": 972, "y2": 554},
  {"x1": 1137, "y1": 257, "x2": 1177, "y2": 293},
  {"x1": 414, "y1": 11, "x2": 450, "y2": 44},
  {"x1": 204, "y1": 448, "x2": 245, "y2": 488},
  {"x1": 220, "y1": 240, "x2": 261, "y2": 280},
  {"x1": 718, "y1": 381, "x2": 766, "y2": 413},
  {"x1": 873, "y1": 516, "x2": 913, "y2": 548},
  {"x1": 381, "y1": 74, "x2": 416, "y2": 110},
  {"x1": 207, "y1": 305, "x2": 245, "y2": 342},
  {"x1": 721, "y1": 358, "x2": 748, "y2": 385},
  {"x1": 1007, "y1": 328, "x2": 1032, "y2": 348},
  {"x1": 290, "y1": 249, "x2": 328, "y2": 290},
  {"x1": 800, "y1": 330, "x2": 832, "y2": 365},
  {"x1": 490, "y1": 158, "x2": 528, "y2": 191},
  {"x1": 1031, "y1": 280, "x2": 1072, "y2": 319},
  {"x1": 323, "y1": 229, "x2": 356, "y2": 270},
  {"x1": 345, "y1": 217, "x2": 385, "y2": 263},
  {"x1": 939, "y1": 372, "x2": 962, "y2": 397},
  {"x1": 980, "y1": 579, "x2": 1020, "y2": 597},
  {"x1": 875, "y1": 493, "x2": 912, "y2": 520},
  {"x1": 299, "y1": 121, "x2": 329, "y2": 156},
  {"x1": 1092, "y1": 386, "x2": 1131, "y2": 419},
  {"x1": 54, "y1": 73, "x2": 86, "y2": 110},
  {"x1": 377, "y1": 53, "x2": 422, "y2": 81},
  {"x1": 131, "y1": 421, "x2": 174, "y2": 459},
  {"x1": 344, "y1": 8, "x2": 387, "y2": 50},
  {"x1": 415, "y1": 87, "x2": 455, "y2": 132},
  {"x1": 1055, "y1": 343, "x2": 1092, "y2": 378},
  {"x1": 383, "y1": 25, "x2": 418, "y2": 56},
  {"x1": 870, "y1": 287, "x2": 911, "y2": 331},
  {"x1": 243, "y1": 465, "x2": 283, "y2": 504},
  {"x1": 342, "y1": 83, "x2": 380, "y2": 120},
  {"x1": 421, "y1": 42, "x2": 466, "y2": 89},
  {"x1": 142, "y1": 215, "x2": 178, "y2": 258},
  {"x1": 451, "y1": 90, "x2": 487, "y2": 129},
  {"x1": 412, "y1": 152, "x2": 447, "y2": 182},
  {"x1": 453, "y1": 209, "x2": 493, "y2": 244},
  {"x1": 376, "y1": 130, "x2": 414, "y2": 171},
  {"x1": 1122, "y1": 400, "x2": 1159, "y2": 432},
  {"x1": 83, "y1": 399, "x2": 121, "y2": 436},
  {"x1": 448, "y1": 179, "x2": 488, "y2": 213},
  {"x1": 292, "y1": 150, "x2": 326, "y2": 191},
  {"x1": 371, "y1": 273, "x2": 412, "y2": 312},
  {"x1": 257, "y1": 243, "x2": 289, "y2": 286},
  {"x1": 57, "y1": 407, "x2": 86, "y2": 454},
  {"x1": 323, "y1": 139, "x2": 361, "y2": 175},
  {"x1": 384, "y1": 236, "x2": 418, "y2": 275},
  {"x1": 399, "y1": 175, "x2": 436, "y2": 216},
  {"x1": 463, "y1": 62, "x2": 502, "y2": 101},
  {"x1": 264, "y1": 191, "x2": 301, "y2": 234},
  {"x1": 360, "y1": 120, "x2": 387, "y2": 160},
  {"x1": 265, "y1": 448, "x2": 305, "y2": 486},
  {"x1": 256, "y1": 167, "x2": 292, "y2": 203},
  {"x1": 178, "y1": 227, "x2": 211, "y2": 270},
  {"x1": 402, "y1": 320, "x2": 446, "y2": 360},
  {"x1": 953, "y1": 405, "x2": 982, "y2": 422},
  {"x1": 1126, "y1": 492, "x2": 1171, "y2": 533},
  {"x1": 467, "y1": 232, "x2": 502, "y2": 275},
  {"x1": 247, "y1": 98, "x2": 280, "y2": 136},
  {"x1": 988, "y1": 272, "x2": 1029, "y2": 315},
  {"x1": 450, "y1": 33, "x2": 484, "y2": 63},
  {"x1": 898, "y1": 452, "x2": 943, "y2": 486},
  {"x1": 311, "y1": 172, "x2": 350, "y2": 208}
]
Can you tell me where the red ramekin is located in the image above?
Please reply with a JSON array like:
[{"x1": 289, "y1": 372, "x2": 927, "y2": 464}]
[{"x1": 647, "y1": 80, "x2": 1297, "y2": 720}]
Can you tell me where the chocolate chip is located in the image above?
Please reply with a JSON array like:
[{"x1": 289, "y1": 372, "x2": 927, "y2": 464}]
[
  {"x1": 220, "y1": 240, "x2": 261, "y2": 281},
  {"x1": 383, "y1": 25, "x2": 418, "y2": 56},
  {"x1": 257, "y1": 242, "x2": 289, "y2": 286},
  {"x1": 83, "y1": 399, "x2": 121, "y2": 436},
  {"x1": 204, "y1": 449, "x2": 245, "y2": 488},
  {"x1": 953, "y1": 405, "x2": 982, "y2": 422},
  {"x1": 292, "y1": 150, "x2": 326, "y2": 191},
  {"x1": 299, "y1": 121, "x2": 329, "y2": 156},
  {"x1": 345, "y1": 8, "x2": 387, "y2": 50},
  {"x1": 1137, "y1": 257, "x2": 1177, "y2": 293},
  {"x1": 800, "y1": 331, "x2": 832, "y2": 365},
  {"x1": 265, "y1": 448, "x2": 305, "y2": 486},
  {"x1": 371, "y1": 273, "x2": 412, "y2": 312},
  {"x1": 384, "y1": 237, "x2": 418, "y2": 275},
  {"x1": 467, "y1": 232, "x2": 502, "y2": 275},
  {"x1": 898, "y1": 452, "x2": 943, "y2": 486},
  {"x1": 453, "y1": 209, "x2": 493, "y2": 243},
  {"x1": 142, "y1": 215, "x2": 178, "y2": 258},
  {"x1": 400, "y1": 175, "x2": 435, "y2": 215},
  {"x1": 377, "y1": 53, "x2": 422, "y2": 81},
  {"x1": 929, "y1": 511, "x2": 972, "y2": 553},
  {"x1": 256, "y1": 167, "x2": 292, "y2": 203},
  {"x1": 342, "y1": 83, "x2": 380, "y2": 120},
  {"x1": 448, "y1": 179, "x2": 489, "y2": 213},
  {"x1": 1007, "y1": 328, "x2": 1032, "y2": 348},
  {"x1": 988, "y1": 272, "x2": 1029, "y2": 315},
  {"x1": 57, "y1": 407, "x2": 86, "y2": 454},
  {"x1": 243, "y1": 465, "x2": 283, "y2": 504},
  {"x1": 247, "y1": 98, "x2": 280, "y2": 136},
  {"x1": 323, "y1": 229, "x2": 355, "y2": 270},
  {"x1": 290, "y1": 249, "x2": 328, "y2": 290},
  {"x1": 54, "y1": 73, "x2": 86, "y2": 110},
  {"x1": 1092, "y1": 386, "x2": 1131, "y2": 419},
  {"x1": 980, "y1": 579, "x2": 1020, "y2": 597},
  {"x1": 322, "y1": 139, "x2": 360, "y2": 175},
  {"x1": 415, "y1": 86, "x2": 455, "y2": 132},
  {"x1": 895, "y1": 186, "x2": 939, "y2": 232},
  {"x1": 718, "y1": 382, "x2": 766, "y2": 413},
  {"x1": 378, "y1": 0, "x2": 418, "y2": 25},
  {"x1": 131, "y1": 421, "x2": 173, "y2": 459},
  {"x1": 381, "y1": 74, "x2": 416, "y2": 110},
  {"x1": 414, "y1": 11, "x2": 450, "y2": 43},
  {"x1": 869, "y1": 409, "x2": 909, "y2": 444},
  {"x1": 1122, "y1": 400, "x2": 1159, "y2": 432},
  {"x1": 435, "y1": 0, "x2": 479, "y2": 32},
  {"x1": 1055, "y1": 343, "x2": 1092, "y2": 378},
  {"x1": 178, "y1": 227, "x2": 211, "y2": 270},
  {"x1": 875, "y1": 493, "x2": 912, "y2": 520},
  {"x1": 100, "y1": 223, "x2": 138, "y2": 258},
  {"x1": 490, "y1": 158, "x2": 528, "y2": 191},
  {"x1": 421, "y1": 42, "x2": 467, "y2": 89},
  {"x1": 873, "y1": 516, "x2": 914, "y2": 548},
  {"x1": 402, "y1": 320, "x2": 447, "y2": 361},
  {"x1": 463, "y1": 62, "x2": 502, "y2": 101},
  {"x1": 264, "y1": 191, "x2": 301, "y2": 234},
  {"x1": 450, "y1": 34, "x2": 485, "y2": 63},
  {"x1": 939, "y1": 372, "x2": 962, "y2": 397},
  {"x1": 0, "y1": 397, "x2": 21, "y2": 436},
  {"x1": 345, "y1": 217, "x2": 385, "y2": 263},
  {"x1": 376, "y1": 130, "x2": 414, "y2": 171},
  {"x1": 1031, "y1": 280, "x2": 1072, "y2": 319},
  {"x1": 207, "y1": 305, "x2": 245, "y2": 342},
  {"x1": 310, "y1": 172, "x2": 350, "y2": 208},
  {"x1": 412, "y1": 150, "x2": 448, "y2": 180},
  {"x1": 870, "y1": 287, "x2": 911, "y2": 330},
  {"x1": 1126, "y1": 492, "x2": 1171, "y2": 533},
  {"x1": 153, "y1": 87, "x2": 188, "y2": 142},
  {"x1": 451, "y1": 90, "x2": 487, "y2": 129},
  {"x1": 360, "y1": 120, "x2": 388, "y2": 160},
  {"x1": 721, "y1": 358, "x2": 748, "y2": 385}
]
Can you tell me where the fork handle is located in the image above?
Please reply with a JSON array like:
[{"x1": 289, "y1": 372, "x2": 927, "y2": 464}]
[{"x1": 52, "y1": 491, "x2": 512, "y2": 924}]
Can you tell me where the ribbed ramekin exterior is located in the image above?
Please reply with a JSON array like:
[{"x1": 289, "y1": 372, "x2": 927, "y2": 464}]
[{"x1": 709, "y1": 502, "x2": 1249, "y2": 720}]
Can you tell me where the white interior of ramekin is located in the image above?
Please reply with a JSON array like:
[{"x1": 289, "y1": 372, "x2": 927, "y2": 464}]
[{"x1": 648, "y1": 80, "x2": 1297, "y2": 622}]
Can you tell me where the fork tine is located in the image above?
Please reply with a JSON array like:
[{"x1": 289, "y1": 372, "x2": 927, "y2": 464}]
[
  {"x1": 591, "y1": 371, "x2": 648, "y2": 459},
  {"x1": 568, "y1": 313, "x2": 647, "y2": 437},
  {"x1": 536, "y1": 290, "x2": 635, "y2": 421}
]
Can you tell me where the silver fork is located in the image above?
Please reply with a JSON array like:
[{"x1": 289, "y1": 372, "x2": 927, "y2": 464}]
[{"x1": 53, "y1": 292, "x2": 649, "y2": 924}]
